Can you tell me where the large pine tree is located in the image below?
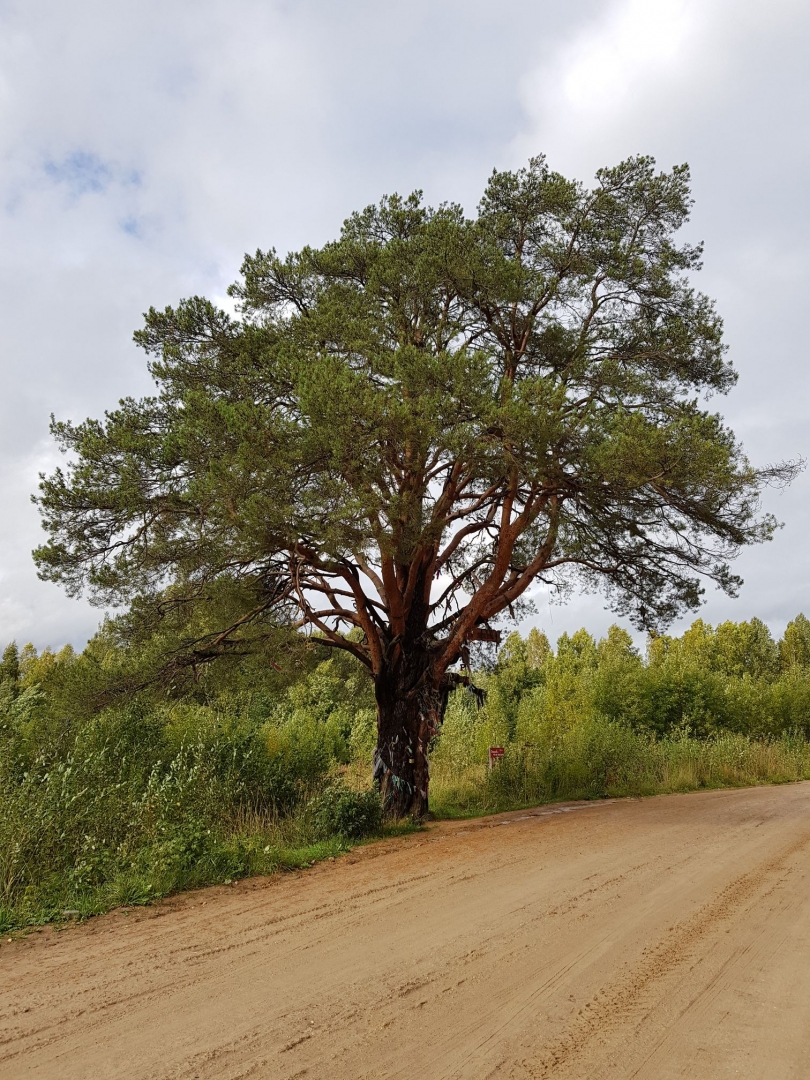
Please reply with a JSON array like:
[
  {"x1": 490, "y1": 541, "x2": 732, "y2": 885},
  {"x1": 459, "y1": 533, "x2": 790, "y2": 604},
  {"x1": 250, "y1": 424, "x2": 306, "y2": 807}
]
[{"x1": 35, "y1": 156, "x2": 796, "y2": 816}]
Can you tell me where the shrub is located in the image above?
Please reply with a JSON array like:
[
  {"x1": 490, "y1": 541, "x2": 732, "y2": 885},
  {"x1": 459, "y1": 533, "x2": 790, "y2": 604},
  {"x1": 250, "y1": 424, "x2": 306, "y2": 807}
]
[{"x1": 309, "y1": 782, "x2": 383, "y2": 840}]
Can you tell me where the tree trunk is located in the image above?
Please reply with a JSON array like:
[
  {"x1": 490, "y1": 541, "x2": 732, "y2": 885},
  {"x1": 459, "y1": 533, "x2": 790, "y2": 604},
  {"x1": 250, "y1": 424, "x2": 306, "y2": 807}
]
[{"x1": 372, "y1": 668, "x2": 448, "y2": 820}]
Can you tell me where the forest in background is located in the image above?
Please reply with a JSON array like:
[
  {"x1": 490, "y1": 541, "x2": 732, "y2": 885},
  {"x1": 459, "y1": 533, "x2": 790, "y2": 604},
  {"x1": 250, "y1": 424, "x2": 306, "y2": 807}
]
[{"x1": 3, "y1": 612, "x2": 810, "y2": 932}]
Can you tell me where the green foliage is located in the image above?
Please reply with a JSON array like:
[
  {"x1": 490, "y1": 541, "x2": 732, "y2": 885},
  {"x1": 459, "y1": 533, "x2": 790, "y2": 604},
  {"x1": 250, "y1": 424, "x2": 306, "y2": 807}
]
[
  {"x1": 487, "y1": 632, "x2": 545, "y2": 740},
  {"x1": 0, "y1": 662, "x2": 355, "y2": 930},
  {"x1": 779, "y1": 614, "x2": 810, "y2": 671},
  {"x1": 526, "y1": 628, "x2": 551, "y2": 668},
  {"x1": 435, "y1": 617, "x2": 810, "y2": 758},
  {"x1": 431, "y1": 720, "x2": 810, "y2": 819},
  {"x1": 0, "y1": 642, "x2": 20, "y2": 690},
  {"x1": 430, "y1": 619, "x2": 810, "y2": 817},
  {"x1": 4, "y1": 613, "x2": 810, "y2": 933},
  {"x1": 267, "y1": 656, "x2": 377, "y2": 763},
  {"x1": 309, "y1": 782, "x2": 383, "y2": 840}
]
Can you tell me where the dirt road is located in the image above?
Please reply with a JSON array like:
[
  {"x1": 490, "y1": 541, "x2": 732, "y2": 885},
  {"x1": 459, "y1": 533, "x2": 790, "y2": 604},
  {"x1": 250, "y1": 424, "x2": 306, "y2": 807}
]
[{"x1": 3, "y1": 784, "x2": 810, "y2": 1079}]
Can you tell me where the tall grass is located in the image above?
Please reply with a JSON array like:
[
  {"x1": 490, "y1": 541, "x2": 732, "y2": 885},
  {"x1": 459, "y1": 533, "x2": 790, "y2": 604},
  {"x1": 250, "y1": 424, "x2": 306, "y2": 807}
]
[
  {"x1": 0, "y1": 688, "x2": 384, "y2": 934},
  {"x1": 430, "y1": 718, "x2": 810, "y2": 818}
]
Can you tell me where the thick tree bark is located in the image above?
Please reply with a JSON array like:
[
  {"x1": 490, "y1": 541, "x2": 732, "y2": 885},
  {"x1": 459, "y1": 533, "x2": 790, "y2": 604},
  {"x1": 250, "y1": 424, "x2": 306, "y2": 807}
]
[{"x1": 372, "y1": 662, "x2": 449, "y2": 820}]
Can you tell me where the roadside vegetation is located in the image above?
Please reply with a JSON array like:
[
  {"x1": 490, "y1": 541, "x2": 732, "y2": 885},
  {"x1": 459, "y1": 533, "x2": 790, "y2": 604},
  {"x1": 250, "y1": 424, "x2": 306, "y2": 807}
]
[{"x1": 3, "y1": 613, "x2": 810, "y2": 933}]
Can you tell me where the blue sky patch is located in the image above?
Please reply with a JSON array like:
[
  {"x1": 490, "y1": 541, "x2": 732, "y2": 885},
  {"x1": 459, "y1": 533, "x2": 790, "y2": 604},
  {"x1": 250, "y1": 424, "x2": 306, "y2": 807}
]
[
  {"x1": 119, "y1": 215, "x2": 142, "y2": 238},
  {"x1": 43, "y1": 151, "x2": 141, "y2": 196}
]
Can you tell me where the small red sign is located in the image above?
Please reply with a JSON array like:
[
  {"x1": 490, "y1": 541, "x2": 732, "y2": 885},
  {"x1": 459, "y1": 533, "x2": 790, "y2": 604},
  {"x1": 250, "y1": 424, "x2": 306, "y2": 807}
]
[{"x1": 489, "y1": 746, "x2": 505, "y2": 764}]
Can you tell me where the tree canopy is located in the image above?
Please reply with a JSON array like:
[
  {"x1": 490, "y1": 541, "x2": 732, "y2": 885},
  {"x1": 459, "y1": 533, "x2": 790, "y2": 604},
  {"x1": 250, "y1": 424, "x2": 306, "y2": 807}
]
[{"x1": 34, "y1": 155, "x2": 797, "y2": 815}]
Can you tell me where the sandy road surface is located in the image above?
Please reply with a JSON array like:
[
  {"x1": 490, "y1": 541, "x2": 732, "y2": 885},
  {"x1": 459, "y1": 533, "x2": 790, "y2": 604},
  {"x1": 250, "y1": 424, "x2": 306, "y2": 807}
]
[{"x1": 3, "y1": 784, "x2": 810, "y2": 1079}]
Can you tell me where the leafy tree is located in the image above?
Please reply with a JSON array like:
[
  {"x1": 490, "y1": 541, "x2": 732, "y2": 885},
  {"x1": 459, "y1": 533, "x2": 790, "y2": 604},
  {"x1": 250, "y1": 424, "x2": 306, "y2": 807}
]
[
  {"x1": 555, "y1": 629, "x2": 599, "y2": 672},
  {"x1": 526, "y1": 627, "x2": 551, "y2": 668},
  {"x1": 497, "y1": 631, "x2": 529, "y2": 669},
  {"x1": 489, "y1": 631, "x2": 543, "y2": 739},
  {"x1": 714, "y1": 618, "x2": 778, "y2": 680},
  {"x1": 679, "y1": 618, "x2": 716, "y2": 665},
  {"x1": 0, "y1": 642, "x2": 20, "y2": 692},
  {"x1": 779, "y1": 614, "x2": 810, "y2": 671},
  {"x1": 593, "y1": 627, "x2": 644, "y2": 727},
  {"x1": 597, "y1": 625, "x2": 638, "y2": 664},
  {"x1": 34, "y1": 156, "x2": 797, "y2": 816}
]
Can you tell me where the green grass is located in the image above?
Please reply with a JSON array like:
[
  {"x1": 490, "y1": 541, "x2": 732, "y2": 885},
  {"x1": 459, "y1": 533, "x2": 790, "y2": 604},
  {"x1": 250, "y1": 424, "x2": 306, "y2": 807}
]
[
  {"x1": 0, "y1": 836, "x2": 348, "y2": 935},
  {"x1": 0, "y1": 814, "x2": 419, "y2": 936},
  {"x1": 430, "y1": 724, "x2": 810, "y2": 819}
]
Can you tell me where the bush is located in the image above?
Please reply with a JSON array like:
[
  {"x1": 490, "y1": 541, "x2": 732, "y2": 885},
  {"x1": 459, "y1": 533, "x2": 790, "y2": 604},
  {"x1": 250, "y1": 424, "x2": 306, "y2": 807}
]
[{"x1": 310, "y1": 782, "x2": 383, "y2": 840}]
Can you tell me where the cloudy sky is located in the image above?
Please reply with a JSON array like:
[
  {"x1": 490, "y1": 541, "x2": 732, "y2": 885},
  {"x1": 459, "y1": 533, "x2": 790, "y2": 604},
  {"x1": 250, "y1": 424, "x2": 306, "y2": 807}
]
[{"x1": 1, "y1": 0, "x2": 808, "y2": 650}]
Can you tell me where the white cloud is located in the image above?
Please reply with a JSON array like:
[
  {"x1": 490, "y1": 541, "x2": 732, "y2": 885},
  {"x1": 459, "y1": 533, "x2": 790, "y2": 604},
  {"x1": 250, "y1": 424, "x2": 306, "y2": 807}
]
[
  {"x1": 516, "y1": 0, "x2": 808, "y2": 177},
  {"x1": 1, "y1": 0, "x2": 809, "y2": 648},
  {"x1": 557, "y1": 0, "x2": 697, "y2": 114}
]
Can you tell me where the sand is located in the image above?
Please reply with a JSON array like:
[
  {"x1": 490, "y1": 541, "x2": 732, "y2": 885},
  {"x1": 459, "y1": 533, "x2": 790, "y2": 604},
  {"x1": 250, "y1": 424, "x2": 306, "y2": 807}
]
[{"x1": 3, "y1": 782, "x2": 810, "y2": 1078}]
